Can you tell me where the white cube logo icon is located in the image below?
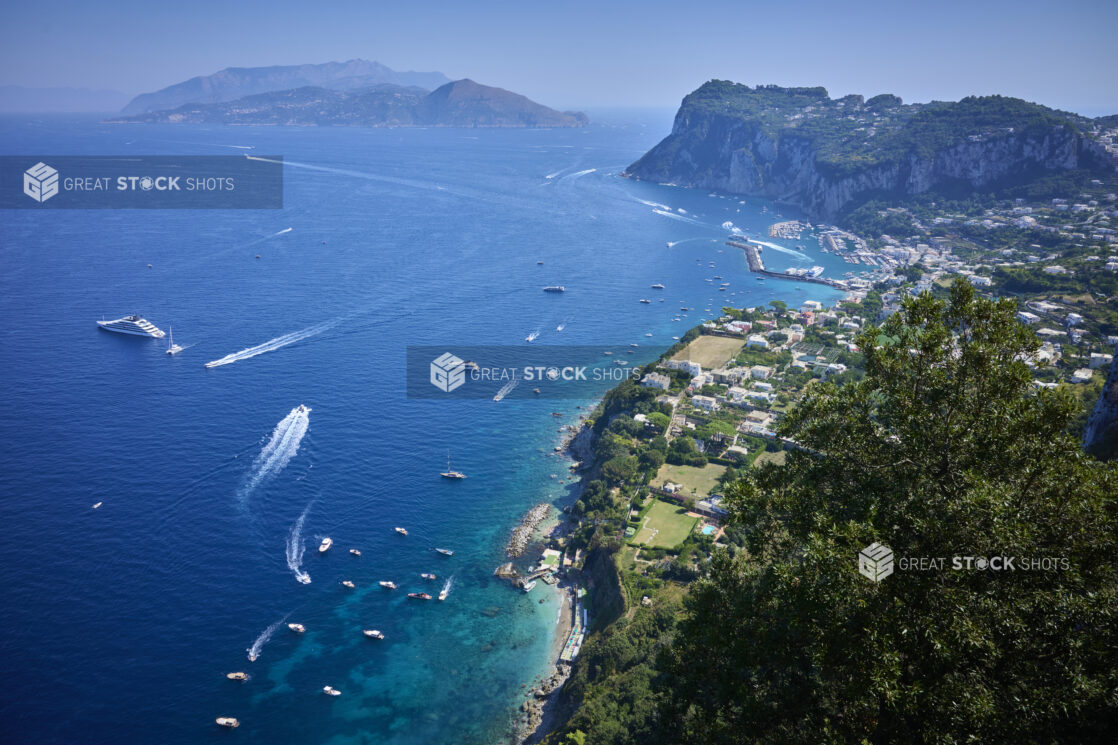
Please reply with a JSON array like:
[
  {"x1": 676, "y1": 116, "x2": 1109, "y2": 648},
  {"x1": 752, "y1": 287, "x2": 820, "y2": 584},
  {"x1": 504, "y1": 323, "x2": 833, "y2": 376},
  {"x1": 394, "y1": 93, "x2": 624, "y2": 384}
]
[
  {"x1": 430, "y1": 352, "x2": 466, "y2": 393},
  {"x1": 24, "y1": 162, "x2": 59, "y2": 203},
  {"x1": 858, "y1": 542, "x2": 894, "y2": 582}
]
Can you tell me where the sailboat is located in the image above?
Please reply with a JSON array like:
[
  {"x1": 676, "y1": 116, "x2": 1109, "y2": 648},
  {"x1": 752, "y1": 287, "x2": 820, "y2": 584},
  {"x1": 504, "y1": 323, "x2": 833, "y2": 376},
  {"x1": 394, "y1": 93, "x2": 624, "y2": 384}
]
[
  {"x1": 440, "y1": 451, "x2": 466, "y2": 479},
  {"x1": 165, "y1": 326, "x2": 183, "y2": 355}
]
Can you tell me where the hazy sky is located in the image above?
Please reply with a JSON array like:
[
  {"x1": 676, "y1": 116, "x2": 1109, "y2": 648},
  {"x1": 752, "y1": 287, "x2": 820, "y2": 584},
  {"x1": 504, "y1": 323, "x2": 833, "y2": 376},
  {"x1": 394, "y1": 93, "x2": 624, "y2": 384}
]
[{"x1": 2, "y1": 0, "x2": 1116, "y2": 115}]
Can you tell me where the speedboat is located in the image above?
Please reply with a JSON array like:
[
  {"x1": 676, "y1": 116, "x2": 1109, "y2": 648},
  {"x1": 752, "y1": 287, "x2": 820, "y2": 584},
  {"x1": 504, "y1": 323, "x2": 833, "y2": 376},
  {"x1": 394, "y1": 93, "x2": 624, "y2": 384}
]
[
  {"x1": 216, "y1": 717, "x2": 240, "y2": 728},
  {"x1": 438, "y1": 589, "x2": 448, "y2": 601},
  {"x1": 349, "y1": 549, "x2": 361, "y2": 557},
  {"x1": 435, "y1": 548, "x2": 454, "y2": 556},
  {"x1": 92, "y1": 502, "x2": 102, "y2": 509},
  {"x1": 226, "y1": 672, "x2": 248, "y2": 681},
  {"x1": 288, "y1": 623, "x2": 306, "y2": 633},
  {"x1": 323, "y1": 686, "x2": 341, "y2": 696},
  {"x1": 296, "y1": 404, "x2": 311, "y2": 415},
  {"x1": 420, "y1": 572, "x2": 437, "y2": 581},
  {"x1": 363, "y1": 629, "x2": 385, "y2": 639},
  {"x1": 341, "y1": 580, "x2": 355, "y2": 589},
  {"x1": 318, "y1": 537, "x2": 332, "y2": 553},
  {"x1": 651, "y1": 283, "x2": 665, "y2": 289},
  {"x1": 639, "y1": 298, "x2": 651, "y2": 304},
  {"x1": 408, "y1": 592, "x2": 432, "y2": 600},
  {"x1": 394, "y1": 527, "x2": 408, "y2": 536},
  {"x1": 379, "y1": 581, "x2": 397, "y2": 590}
]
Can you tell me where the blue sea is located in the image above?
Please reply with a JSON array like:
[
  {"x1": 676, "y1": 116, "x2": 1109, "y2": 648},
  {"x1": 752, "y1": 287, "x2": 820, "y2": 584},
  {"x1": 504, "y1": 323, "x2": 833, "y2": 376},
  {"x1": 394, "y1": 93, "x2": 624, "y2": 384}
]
[{"x1": 0, "y1": 111, "x2": 843, "y2": 743}]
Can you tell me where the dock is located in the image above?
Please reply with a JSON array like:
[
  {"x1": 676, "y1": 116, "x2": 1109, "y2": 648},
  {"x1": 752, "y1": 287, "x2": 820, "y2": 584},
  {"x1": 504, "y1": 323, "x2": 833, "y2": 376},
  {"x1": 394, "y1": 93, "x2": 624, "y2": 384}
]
[{"x1": 726, "y1": 240, "x2": 848, "y2": 289}]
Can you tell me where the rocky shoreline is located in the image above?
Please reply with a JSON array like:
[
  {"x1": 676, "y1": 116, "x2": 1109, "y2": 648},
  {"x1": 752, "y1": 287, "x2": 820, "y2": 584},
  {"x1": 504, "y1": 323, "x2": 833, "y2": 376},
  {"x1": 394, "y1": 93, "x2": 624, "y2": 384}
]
[{"x1": 507, "y1": 502, "x2": 552, "y2": 557}]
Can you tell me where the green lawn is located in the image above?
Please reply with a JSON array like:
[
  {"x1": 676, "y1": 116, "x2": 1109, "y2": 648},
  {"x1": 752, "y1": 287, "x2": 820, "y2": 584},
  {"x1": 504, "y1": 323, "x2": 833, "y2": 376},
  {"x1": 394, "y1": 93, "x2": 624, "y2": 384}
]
[
  {"x1": 631, "y1": 499, "x2": 700, "y2": 549},
  {"x1": 654, "y1": 462, "x2": 726, "y2": 497}
]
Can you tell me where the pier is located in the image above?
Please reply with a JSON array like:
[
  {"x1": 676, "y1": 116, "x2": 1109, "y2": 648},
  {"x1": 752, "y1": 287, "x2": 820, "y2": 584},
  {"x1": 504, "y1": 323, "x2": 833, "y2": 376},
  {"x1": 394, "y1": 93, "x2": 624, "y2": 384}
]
[{"x1": 726, "y1": 240, "x2": 848, "y2": 289}]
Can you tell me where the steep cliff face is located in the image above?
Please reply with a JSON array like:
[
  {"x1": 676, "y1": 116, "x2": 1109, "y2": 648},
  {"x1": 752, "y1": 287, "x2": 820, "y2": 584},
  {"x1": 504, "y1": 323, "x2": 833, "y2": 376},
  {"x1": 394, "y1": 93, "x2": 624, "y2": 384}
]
[
  {"x1": 625, "y1": 82, "x2": 1110, "y2": 221},
  {"x1": 1084, "y1": 347, "x2": 1118, "y2": 460}
]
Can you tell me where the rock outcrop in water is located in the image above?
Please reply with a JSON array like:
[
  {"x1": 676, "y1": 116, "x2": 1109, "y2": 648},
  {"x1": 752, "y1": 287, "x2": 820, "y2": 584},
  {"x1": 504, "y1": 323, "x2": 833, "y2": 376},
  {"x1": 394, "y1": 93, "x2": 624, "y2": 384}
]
[{"x1": 624, "y1": 81, "x2": 1112, "y2": 221}]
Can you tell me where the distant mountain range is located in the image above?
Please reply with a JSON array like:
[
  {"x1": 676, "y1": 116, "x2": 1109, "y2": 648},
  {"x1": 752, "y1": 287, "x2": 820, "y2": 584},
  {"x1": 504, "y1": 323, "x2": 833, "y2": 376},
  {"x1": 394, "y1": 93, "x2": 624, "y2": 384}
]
[
  {"x1": 120, "y1": 59, "x2": 451, "y2": 115},
  {"x1": 0, "y1": 85, "x2": 130, "y2": 113},
  {"x1": 625, "y1": 81, "x2": 1116, "y2": 221},
  {"x1": 113, "y1": 79, "x2": 589, "y2": 129}
]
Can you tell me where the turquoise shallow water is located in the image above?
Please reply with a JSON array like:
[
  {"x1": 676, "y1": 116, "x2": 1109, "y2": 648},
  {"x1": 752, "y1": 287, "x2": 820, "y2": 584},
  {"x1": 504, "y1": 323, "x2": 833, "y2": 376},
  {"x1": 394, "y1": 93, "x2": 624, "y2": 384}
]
[{"x1": 0, "y1": 111, "x2": 842, "y2": 743}]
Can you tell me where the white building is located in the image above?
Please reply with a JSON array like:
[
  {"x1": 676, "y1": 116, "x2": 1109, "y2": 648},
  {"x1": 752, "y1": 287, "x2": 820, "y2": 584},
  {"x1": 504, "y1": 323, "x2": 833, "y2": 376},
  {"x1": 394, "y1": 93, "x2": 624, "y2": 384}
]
[
  {"x1": 665, "y1": 359, "x2": 702, "y2": 377},
  {"x1": 746, "y1": 334, "x2": 769, "y2": 349},
  {"x1": 1016, "y1": 311, "x2": 1040, "y2": 324},
  {"x1": 1089, "y1": 353, "x2": 1114, "y2": 369},
  {"x1": 751, "y1": 365, "x2": 774, "y2": 380},
  {"x1": 1070, "y1": 369, "x2": 1094, "y2": 383},
  {"x1": 641, "y1": 372, "x2": 670, "y2": 390},
  {"x1": 691, "y1": 395, "x2": 719, "y2": 411}
]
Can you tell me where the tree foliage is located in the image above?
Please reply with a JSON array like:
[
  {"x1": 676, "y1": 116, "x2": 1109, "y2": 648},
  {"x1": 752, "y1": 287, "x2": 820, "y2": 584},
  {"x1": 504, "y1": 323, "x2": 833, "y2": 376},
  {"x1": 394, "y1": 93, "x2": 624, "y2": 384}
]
[{"x1": 660, "y1": 281, "x2": 1118, "y2": 743}]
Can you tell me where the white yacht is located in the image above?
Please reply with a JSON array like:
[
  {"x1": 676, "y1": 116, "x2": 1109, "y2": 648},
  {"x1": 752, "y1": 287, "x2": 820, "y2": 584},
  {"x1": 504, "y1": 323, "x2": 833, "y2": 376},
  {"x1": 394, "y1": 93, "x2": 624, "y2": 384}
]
[
  {"x1": 318, "y1": 537, "x2": 332, "y2": 553},
  {"x1": 97, "y1": 315, "x2": 165, "y2": 338},
  {"x1": 166, "y1": 326, "x2": 184, "y2": 355},
  {"x1": 323, "y1": 686, "x2": 341, "y2": 696}
]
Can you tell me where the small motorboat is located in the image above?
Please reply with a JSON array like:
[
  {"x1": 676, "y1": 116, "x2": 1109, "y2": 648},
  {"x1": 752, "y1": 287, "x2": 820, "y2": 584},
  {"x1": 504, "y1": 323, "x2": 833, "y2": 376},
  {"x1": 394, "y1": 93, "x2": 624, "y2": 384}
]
[
  {"x1": 435, "y1": 548, "x2": 454, "y2": 556},
  {"x1": 420, "y1": 573, "x2": 437, "y2": 581},
  {"x1": 216, "y1": 717, "x2": 240, "y2": 728},
  {"x1": 323, "y1": 686, "x2": 341, "y2": 696},
  {"x1": 394, "y1": 527, "x2": 408, "y2": 536},
  {"x1": 319, "y1": 537, "x2": 333, "y2": 553},
  {"x1": 408, "y1": 592, "x2": 432, "y2": 600},
  {"x1": 341, "y1": 580, "x2": 355, "y2": 589},
  {"x1": 522, "y1": 581, "x2": 537, "y2": 593},
  {"x1": 92, "y1": 502, "x2": 102, "y2": 509},
  {"x1": 226, "y1": 672, "x2": 248, "y2": 681},
  {"x1": 639, "y1": 298, "x2": 651, "y2": 304},
  {"x1": 379, "y1": 581, "x2": 397, "y2": 590},
  {"x1": 288, "y1": 623, "x2": 306, "y2": 633},
  {"x1": 438, "y1": 589, "x2": 448, "y2": 601},
  {"x1": 349, "y1": 549, "x2": 361, "y2": 556},
  {"x1": 363, "y1": 629, "x2": 385, "y2": 639}
]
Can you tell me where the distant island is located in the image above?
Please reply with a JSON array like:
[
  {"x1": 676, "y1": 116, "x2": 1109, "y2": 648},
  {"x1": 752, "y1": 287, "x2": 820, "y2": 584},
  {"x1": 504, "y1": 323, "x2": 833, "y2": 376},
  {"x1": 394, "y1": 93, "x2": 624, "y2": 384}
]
[
  {"x1": 625, "y1": 81, "x2": 1116, "y2": 221},
  {"x1": 119, "y1": 59, "x2": 451, "y2": 115},
  {"x1": 112, "y1": 78, "x2": 588, "y2": 129}
]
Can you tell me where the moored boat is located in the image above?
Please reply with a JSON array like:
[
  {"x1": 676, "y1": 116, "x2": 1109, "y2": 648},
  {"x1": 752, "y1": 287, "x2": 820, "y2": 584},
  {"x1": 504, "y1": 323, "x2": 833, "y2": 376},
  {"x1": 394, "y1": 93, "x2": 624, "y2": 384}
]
[
  {"x1": 216, "y1": 717, "x2": 240, "y2": 728},
  {"x1": 379, "y1": 581, "x2": 397, "y2": 590},
  {"x1": 420, "y1": 572, "x2": 437, "y2": 581},
  {"x1": 363, "y1": 629, "x2": 385, "y2": 639},
  {"x1": 341, "y1": 580, "x2": 355, "y2": 589},
  {"x1": 394, "y1": 527, "x2": 408, "y2": 536},
  {"x1": 407, "y1": 592, "x2": 432, "y2": 600},
  {"x1": 226, "y1": 672, "x2": 248, "y2": 681},
  {"x1": 349, "y1": 549, "x2": 361, "y2": 556},
  {"x1": 318, "y1": 537, "x2": 333, "y2": 553},
  {"x1": 435, "y1": 548, "x2": 454, "y2": 556},
  {"x1": 323, "y1": 686, "x2": 341, "y2": 696}
]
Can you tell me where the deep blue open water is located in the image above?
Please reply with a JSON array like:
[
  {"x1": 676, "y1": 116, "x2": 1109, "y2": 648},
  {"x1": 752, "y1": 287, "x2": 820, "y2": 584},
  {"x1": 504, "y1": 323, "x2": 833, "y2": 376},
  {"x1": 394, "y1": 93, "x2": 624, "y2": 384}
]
[{"x1": 0, "y1": 112, "x2": 842, "y2": 743}]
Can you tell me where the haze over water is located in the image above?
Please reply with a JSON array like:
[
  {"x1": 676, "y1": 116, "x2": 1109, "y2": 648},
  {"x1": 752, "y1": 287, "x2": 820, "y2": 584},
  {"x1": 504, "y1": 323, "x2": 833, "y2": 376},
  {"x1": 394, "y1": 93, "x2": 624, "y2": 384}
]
[{"x1": 0, "y1": 112, "x2": 842, "y2": 743}]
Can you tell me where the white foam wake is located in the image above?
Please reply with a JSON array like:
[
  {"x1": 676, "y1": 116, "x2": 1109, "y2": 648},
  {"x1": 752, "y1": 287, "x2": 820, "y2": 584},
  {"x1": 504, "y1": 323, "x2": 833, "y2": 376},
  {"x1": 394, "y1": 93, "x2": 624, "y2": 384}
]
[
  {"x1": 750, "y1": 239, "x2": 809, "y2": 261},
  {"x1": 441, "y1": 575, "x2": 454, "y2": 598},
  {"x1": 247, "y1": 615, "x2": 286, "y2": 661},
  {"x1": 286, "y1": 503, "x2": 313, "y2": 584},
  {"x1": 242, "y1": 406, "x2": 310, "y2": 497},
  {"x1": 493, "y1": 376, "x2": 519, "y2": 402},
  {"x1": 562, "y1": 168, "x2": 596, "y2": 180},
  {"x1": 635, "y1": 198, "x2": 672, "y2": 211},
  {"x1": 652, "y1": 208, "x2": 706, "y2": 226},
  {"x1": 206, "y1": 320, "x2": 336, "y2": 368}
]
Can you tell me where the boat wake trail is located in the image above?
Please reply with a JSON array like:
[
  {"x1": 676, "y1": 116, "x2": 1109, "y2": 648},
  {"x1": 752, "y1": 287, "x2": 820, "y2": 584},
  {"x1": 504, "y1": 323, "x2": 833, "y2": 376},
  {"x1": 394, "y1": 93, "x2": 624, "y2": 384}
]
[
  {"x1": 561, "y1": 168, "x2": 597, "y2": 180},
  {"x1": 247, "y1": 615, "x2": 287, "y2": 662},
  {"x1": 286, "y1": 503, "x2": 313, "y2": 584},
  {"x1": 653, "y1": 208, "x2": 707, "y2": 226},
  {"x1": 493, "y1": 376, "x2": 519, "y2": 402},
  {"x1": 206, "y1": 319, "x2": 337, "y2": 368},
  {"x1": 749, "y1": 239, "x2": 809, "y2": 261},
  {"x1": 525, "y1": 328, "x2": 540, "y2": 342},
  {"x1": 240, "y1": 406, "x2": 311, "y2": 499},
  {"x1": 440, "y1": 575, "x2": 454, "y2": 599}
]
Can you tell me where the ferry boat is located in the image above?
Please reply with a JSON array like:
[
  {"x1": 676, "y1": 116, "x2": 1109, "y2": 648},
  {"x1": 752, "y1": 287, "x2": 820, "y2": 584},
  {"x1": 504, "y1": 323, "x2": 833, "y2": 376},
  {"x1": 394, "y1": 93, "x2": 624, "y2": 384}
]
[
  {"x1": 323, "y1": 686, "x2": 341, "y2": 697},
  {"x1": 379, "y1": 581, "x2": 397, "y2": 590},
  {"x1": 440, "y1": 452, "x2": 466, "y2": 479},
  {"x1": 341, "y1": 580, "x2": 355, "y2": 589},
  {"x1": 420, "y1": 573, "x2": 437, "y2": 581},
  {"x1": 542, "y1": 285, "x2": 566, "y2": 293},
  {"x1": 435, "y1": 548, "x2": 454, "y2": 556},
  {"x1": 226, "y1": 672, "x2": 248, "y2": 681},
  {"x1": 318, "y1": 537, "x2": 333, "y2": 553},
  {"x1": 97, "y1": 314, "x2": 165, "y2": 338},
  {"x1": 407, "y1": 592, "x2": 432, "y2": 600},
  {"x1": 363, "y1": 629, "x2": 385, "y2": 639},
  {"x1": 287, "y1": 623, "x2": 306, "y2": 633},
  {"x1": 651, "y1": 283, "x2": 665, "y2": 289},
  {"x1": 165, "y1": 327, "x2": 183, "y2": 355},
  {"x1": 394, "y1": 527, "x2": 408, "y2": 536},
  {"x1": 216, "y1": 717, "x2": 240, "y2": 728}
]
